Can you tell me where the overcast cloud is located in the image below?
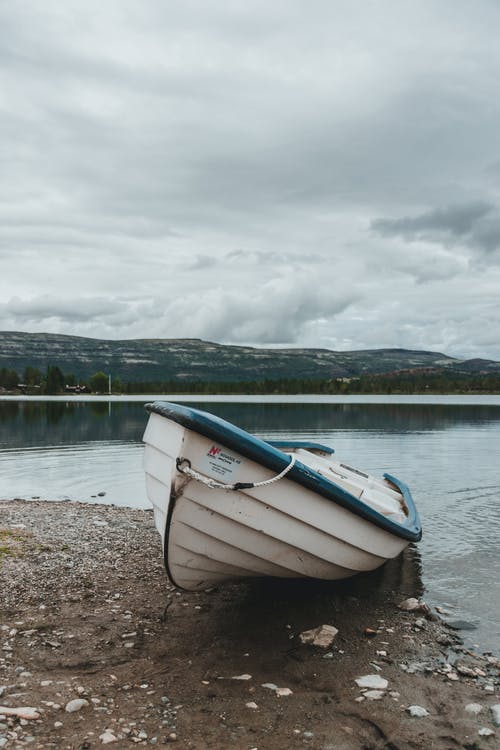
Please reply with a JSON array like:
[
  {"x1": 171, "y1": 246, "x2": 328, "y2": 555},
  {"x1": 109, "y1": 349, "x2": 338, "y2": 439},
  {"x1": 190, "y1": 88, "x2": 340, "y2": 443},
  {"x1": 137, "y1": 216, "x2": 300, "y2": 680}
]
[{"x1": 1, "y1": 0, "x2": 500, "y2": 358}]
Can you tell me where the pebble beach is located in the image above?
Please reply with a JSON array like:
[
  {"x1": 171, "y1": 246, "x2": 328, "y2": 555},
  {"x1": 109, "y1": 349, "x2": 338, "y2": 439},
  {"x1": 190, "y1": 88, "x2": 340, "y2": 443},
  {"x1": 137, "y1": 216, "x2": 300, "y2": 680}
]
[{"x1": 1, "y1": 499, "x2": 499, "y2": 749}]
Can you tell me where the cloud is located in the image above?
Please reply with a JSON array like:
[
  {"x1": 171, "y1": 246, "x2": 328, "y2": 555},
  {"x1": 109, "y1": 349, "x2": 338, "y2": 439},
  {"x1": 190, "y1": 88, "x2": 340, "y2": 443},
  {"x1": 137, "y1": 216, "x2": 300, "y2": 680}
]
[
  {"x1": 4, "y1": 295, "x2": 131, "y2": 324},
  {"x1": 371, "y1": 202, "x2": 500, "y2": 256},
  {"x1": 1, "y1": 2, "x2": 500, "y2": 358}
]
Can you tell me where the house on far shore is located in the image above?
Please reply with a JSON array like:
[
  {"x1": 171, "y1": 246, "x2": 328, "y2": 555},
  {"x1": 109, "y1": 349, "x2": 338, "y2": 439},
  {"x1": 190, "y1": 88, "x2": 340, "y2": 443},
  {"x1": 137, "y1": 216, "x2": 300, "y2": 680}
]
[{"x1": 64, "y1": 384, "x2": 90, "y2": 394}]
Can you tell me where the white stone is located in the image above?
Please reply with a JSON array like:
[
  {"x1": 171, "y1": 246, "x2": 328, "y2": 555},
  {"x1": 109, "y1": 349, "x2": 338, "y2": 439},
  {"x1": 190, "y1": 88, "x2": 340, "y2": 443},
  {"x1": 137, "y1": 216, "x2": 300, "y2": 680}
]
[
  {"x1": 398, "y1": 598, "x2": 420, "y2": 611},
  {"x1": 0, "y1": 706, "x2": 40, "y2": 720},
  {"x1": 100, "y1": 730, "x2": 118, "y2": 744},
  {"x1": 245, "y1": 701, "x2": 258, "y2": 709},
  {"x1": 261, "y1": 683, "x2": 279, "y2": 691},
  {"x1": 355, "y1": 675, "x2": 388, "y2": 690},
  {"x1": 299, "y1": 624, "x2": 339, "y2": 648},
  {"x1": 231, "y1": 674, "x2": 252, "y2": 681},
  {"x1": 478, "y1": 728, "x2": 495, "y2": 737},
  {"x1": 364, "y1": 690, "x2": 385, "y2": 700},
  {"x1": 65, "y1": 698, "x2": 89, "y2": 713},
  {"x1": 491, "y1": 705, "x2": 500, "y2": 727},
  {"x1": 465, "y1": 703, "x2": 483, "y2": 715},
  {"x1": 407, "y1": 705, "x2": 430, "y2": 718}
]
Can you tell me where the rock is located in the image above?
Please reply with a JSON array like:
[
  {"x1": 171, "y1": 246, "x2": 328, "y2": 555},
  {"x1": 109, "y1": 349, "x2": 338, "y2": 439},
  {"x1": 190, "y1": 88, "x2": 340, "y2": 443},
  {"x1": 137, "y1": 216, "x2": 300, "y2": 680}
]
[
  {"x1": 491, "y1": 705, "x2": 500, "y2": 727},
  {"x1": 398, "y1": 598, "x2": 429, "y2": 614},
  {"x1": 355, "y1": 674, "x2": 388, "y2": 690},
  {"x1": 363, "y1": 690, "x2": 385, "y2": 700},
  {"x1": 64, "y1": 698, "x2": 89, "y2": 713},
  {"x1": 465, "y1": 703, "x2": 483, "y2": 715},
  {"x1": 231, "y1": 674, "x2": 252, "y2": 681},
  {"x1": 398, "y1": 597, "x2": 420, "y2": 611},
  {"x1": 261, "y1": 683, "x2": 292, "y2": 696},
  {"x1": 478, "y1": 728, "x2": 495, "y2": 737},
  {"x1": 100, "y1": 730, "x2": 118, "y2": 744},
  {"x1": 456, "y1": 664, "x2": 477, "y2": 678},
  {"x1": 407, "y1": 705, "x2": 430, "y2": 718},
  {"x1": 245, "y1": 702, "x2": 258, "y2": 709},
  {"x1": 445, "y1": 620, "x2": 477, "y2": 631},
  {"x1": 0, "y1": 706, "x2": 40, "y2": 720},
  {"x1": 364, "y1": 628, "x2": 378, "y2": 637},
  {"x1": 299, "y1": 624, "x2": 338, "y2": 648}
]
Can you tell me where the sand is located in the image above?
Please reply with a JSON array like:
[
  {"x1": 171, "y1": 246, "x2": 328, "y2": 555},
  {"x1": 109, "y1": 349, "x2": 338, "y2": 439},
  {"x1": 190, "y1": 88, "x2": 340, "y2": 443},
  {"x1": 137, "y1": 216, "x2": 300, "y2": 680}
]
[{"x1": 1, "y1": 499, "x2": 499, "y2": 749}]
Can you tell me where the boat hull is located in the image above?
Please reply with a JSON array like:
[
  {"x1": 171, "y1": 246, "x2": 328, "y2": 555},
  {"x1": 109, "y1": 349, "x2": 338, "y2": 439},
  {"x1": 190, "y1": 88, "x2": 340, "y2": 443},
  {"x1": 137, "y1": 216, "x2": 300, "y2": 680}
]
[{"x1": 143, "y1": 406, "x2": 418, "y2": 591}]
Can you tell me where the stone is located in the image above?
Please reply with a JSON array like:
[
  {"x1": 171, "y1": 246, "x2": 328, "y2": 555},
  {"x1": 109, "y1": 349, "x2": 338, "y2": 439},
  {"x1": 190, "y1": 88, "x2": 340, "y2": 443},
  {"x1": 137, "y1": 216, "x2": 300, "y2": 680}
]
[
  {"x1": 0, "y1": 706, "x2": 40, "y2": 721},
  {"x1": 231, "y1": 674, "x2": 252, "y2": 680},
  {"x1": 245, "y1": 702, "x2": 258, "y2": 709},
  {"x1": 456, "y1": 664, "x2": 477, "y2": 677},
  {"x1": 65, "y1": 698, "x2": 89, "y2": 713},
  {"x1": 299, "y1": 624, "x2": 338, "y2": 648},
  {"x1": 465, "y1": 703, "x2": 483, "y2": 715},
  {"x1": 355, "y1": 674, "x2": 388, "y2": 690},
  {"x1": 363, "y1": 690, "x2": 385, "y2": 700},
  {"x1": 100, "y1": 730, "x2": 118, "y2": 744},
  {"x1": 491, "y1": 705, "x2": 500, "y2": 727},
  {"x1": 398, "y1": 598, "x2": 420, "y2": 611},
  {"x1": 407, "y1": 705, "x2": 430, "y2": 718},
  {"x1": 478, "y1": 728, "x2": 495, "y2": 737}
]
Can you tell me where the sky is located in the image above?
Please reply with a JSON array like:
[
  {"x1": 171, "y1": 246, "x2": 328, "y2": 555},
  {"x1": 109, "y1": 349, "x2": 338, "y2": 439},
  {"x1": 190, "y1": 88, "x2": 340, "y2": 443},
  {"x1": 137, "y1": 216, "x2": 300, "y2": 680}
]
[{"x1": 1, "y1": 0, "x2": 500, "y2": 359}]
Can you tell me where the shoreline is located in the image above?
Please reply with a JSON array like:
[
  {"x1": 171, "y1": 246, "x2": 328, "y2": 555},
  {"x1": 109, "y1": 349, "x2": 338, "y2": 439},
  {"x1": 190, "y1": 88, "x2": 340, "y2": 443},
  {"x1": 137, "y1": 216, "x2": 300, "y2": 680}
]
[{"x1": 1, "y1": 499, "x2": 499, "y2": 749}]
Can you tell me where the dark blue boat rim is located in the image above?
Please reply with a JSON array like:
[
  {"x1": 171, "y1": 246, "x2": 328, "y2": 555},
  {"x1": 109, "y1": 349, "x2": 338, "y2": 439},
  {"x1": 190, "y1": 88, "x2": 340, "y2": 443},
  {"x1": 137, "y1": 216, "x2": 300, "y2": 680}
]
[
  {"x1": 145, "y1": 401, "x2": 422, "y2": 542},
  {"x1": 267, "y1": 440, "x2": 335, "y2": 454}
]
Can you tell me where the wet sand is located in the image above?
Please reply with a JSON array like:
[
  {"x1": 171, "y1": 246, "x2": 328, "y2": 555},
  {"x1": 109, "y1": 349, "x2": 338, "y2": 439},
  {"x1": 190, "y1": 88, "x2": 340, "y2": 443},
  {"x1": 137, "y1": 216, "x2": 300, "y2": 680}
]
[{"x1": 1, "y1": 499, "x2": 499, "y2": 749}]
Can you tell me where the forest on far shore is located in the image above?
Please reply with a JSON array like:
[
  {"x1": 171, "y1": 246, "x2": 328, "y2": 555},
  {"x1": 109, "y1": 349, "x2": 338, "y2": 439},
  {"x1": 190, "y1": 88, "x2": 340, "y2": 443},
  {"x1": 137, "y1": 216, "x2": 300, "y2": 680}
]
[{"x1": 1, "y1": 364, "x2": 500, "y2": 395}]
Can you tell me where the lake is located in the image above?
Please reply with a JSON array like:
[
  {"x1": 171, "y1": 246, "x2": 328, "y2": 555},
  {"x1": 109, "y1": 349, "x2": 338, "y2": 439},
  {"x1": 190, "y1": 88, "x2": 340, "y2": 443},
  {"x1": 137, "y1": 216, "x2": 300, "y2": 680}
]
[{"x1": 1, "y1": 394, "x2": 499, "y2": 653}]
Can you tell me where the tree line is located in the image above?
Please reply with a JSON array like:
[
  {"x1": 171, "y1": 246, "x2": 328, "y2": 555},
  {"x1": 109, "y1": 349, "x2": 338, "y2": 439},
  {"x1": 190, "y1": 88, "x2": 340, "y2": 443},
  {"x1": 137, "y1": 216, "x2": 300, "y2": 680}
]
[
  {"x1": 3, "y1": 364, "x2": 499, "y2": 394},
  {"x1": 0, "y1": 366, "x2": 118, "y2": 395}
]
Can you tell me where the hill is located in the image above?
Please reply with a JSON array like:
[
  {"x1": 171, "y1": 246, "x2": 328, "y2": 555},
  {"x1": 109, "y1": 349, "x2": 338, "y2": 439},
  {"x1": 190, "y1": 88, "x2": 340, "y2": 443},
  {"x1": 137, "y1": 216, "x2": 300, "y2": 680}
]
[{"x1": 1, "y1": 331, "x2": 500, "y2": 384}]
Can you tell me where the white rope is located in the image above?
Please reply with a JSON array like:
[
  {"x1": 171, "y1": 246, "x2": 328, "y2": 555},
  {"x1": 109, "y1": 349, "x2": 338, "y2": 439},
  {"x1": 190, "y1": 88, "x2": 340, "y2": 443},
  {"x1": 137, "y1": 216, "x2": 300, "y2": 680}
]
[{"x1": 176, "y1": 454, "x2": 296, "y2": 491}]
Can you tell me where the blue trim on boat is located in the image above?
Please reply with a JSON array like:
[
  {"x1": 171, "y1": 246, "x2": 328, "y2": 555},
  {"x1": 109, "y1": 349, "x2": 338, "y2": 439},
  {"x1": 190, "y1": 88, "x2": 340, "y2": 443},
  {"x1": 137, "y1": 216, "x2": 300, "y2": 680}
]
[
  {"x1": 145, "y1": 401, "x2": 422, "y2": 543},
  {"x1": 267, "y1": 440, "x2": 335, "y2": 454}
]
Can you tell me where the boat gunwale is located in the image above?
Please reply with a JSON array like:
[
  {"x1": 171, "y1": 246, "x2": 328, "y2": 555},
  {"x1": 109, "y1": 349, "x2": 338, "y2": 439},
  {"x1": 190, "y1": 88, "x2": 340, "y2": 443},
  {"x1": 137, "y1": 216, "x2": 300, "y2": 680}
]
[{"x1": 145, "y1": 401, "x2": 422, "y2": 542}]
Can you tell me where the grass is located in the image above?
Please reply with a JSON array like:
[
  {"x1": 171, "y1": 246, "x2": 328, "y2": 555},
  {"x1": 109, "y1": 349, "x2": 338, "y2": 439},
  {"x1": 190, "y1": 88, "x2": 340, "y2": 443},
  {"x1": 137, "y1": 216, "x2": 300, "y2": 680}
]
[{"x1": 0, "y1": 528, "x2": 26, "y2": 565}]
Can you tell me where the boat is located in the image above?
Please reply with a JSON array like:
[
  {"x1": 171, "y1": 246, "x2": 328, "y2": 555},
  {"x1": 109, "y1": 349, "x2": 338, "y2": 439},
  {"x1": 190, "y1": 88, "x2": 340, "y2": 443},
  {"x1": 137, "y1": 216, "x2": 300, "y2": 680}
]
[{"x1": 143, "y1": 401, "x2": 422, "y2": 591}]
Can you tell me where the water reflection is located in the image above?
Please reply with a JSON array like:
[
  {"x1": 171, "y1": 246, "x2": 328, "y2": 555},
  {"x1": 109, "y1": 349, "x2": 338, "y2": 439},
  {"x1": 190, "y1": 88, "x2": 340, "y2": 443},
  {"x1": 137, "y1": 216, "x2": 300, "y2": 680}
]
[{"x1": 2, "y1": 400, "x2": 500, "y2": 450}]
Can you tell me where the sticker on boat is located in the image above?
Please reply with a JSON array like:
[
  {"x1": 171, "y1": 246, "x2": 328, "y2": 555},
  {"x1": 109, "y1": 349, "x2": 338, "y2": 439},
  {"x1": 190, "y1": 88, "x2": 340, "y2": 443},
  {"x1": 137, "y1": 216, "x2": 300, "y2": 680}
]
[{"x1": 201, "y1": 444, "x2": 243, "y2": 480}]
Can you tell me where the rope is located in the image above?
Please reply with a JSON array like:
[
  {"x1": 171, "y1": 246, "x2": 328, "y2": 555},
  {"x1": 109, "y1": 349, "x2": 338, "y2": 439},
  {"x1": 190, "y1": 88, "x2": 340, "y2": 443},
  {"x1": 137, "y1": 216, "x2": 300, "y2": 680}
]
[{"x1": 176, "y1": 454, "x2": 296, "y2": 491}]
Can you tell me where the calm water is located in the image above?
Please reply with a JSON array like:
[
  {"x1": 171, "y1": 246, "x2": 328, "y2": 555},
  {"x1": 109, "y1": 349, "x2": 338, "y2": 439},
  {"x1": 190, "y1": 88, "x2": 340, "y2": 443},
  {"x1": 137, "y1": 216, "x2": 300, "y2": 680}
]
[{"x1": 1, "y1": 395, "x2": 499, "y2": 653}]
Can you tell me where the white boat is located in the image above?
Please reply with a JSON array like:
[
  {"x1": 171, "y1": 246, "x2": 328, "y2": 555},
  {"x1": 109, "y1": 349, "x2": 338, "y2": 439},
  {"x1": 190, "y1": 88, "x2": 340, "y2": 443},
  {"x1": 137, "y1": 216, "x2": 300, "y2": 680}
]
[{"x1": 143, "y1": 401, "x2": 422, "y2": 591}]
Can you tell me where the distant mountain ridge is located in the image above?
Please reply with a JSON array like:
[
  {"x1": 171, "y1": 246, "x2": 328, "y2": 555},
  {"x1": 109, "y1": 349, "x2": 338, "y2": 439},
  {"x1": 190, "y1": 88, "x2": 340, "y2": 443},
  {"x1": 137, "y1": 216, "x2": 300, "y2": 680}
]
[{"x1": 1, "y1": 331, "x2": 500, "y2": 383}]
